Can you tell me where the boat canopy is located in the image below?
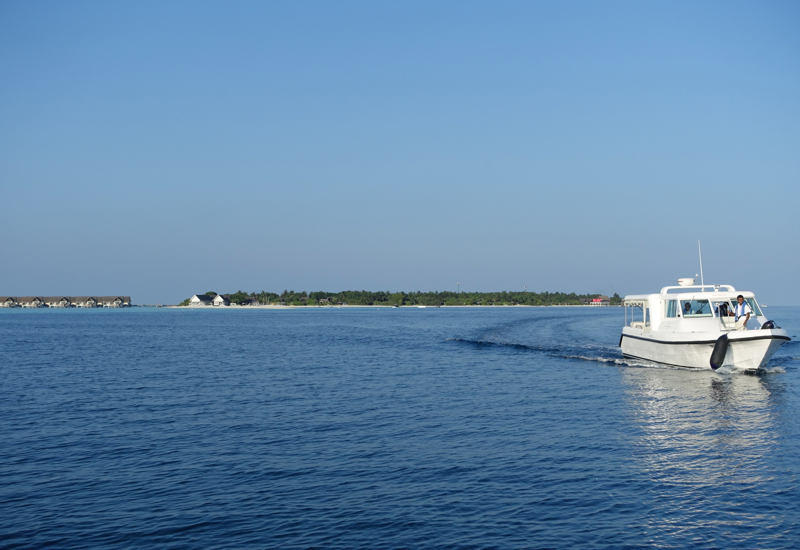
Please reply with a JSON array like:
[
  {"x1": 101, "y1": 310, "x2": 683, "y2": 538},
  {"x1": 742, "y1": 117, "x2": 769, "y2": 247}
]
[
  {"x1": 623, "y1": 285, "x2": 755, "y2": 304},
  {"x1": 660, "y1": 284, "x2": 735, "y2": 294}
]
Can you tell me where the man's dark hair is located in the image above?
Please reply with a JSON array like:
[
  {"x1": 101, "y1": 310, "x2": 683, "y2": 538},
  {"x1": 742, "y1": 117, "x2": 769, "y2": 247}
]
[{"x1": 737, "y1": 294, "x2": 744, "y2": 299}]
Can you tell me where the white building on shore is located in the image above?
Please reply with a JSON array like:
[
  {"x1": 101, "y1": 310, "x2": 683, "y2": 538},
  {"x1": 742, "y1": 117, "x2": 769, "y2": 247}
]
[
  {"x1": 213, "y1": 294, "x2": 231, "y2": 306},
  {"x1": 190, "y1": 294, "x2": 214, "y2": 306},
  {"x1": 189, "y1": 294, "x2": 233, "y2": 306}
]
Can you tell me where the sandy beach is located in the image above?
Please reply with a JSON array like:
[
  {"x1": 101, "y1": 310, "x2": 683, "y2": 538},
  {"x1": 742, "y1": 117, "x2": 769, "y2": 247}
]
[{"x1": 166, "y1": 304, "x2": 597, "y2": 309}]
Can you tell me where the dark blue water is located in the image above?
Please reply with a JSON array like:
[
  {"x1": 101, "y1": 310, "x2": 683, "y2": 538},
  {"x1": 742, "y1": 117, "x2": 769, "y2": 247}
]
[{"x1": 2, "y1": 307, "x2": 799, "y2": 549}]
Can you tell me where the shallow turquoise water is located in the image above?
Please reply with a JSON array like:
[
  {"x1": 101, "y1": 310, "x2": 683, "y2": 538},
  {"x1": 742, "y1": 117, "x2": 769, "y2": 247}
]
[{"x1": 1, "y1": 307, "x2": 799, "y2": 548}]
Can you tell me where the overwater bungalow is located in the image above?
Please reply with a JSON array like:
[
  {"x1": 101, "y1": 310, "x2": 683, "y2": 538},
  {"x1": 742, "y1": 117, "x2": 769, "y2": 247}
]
[
  {"x1": 99, "y1": 296, "x2": 130, "y2": 307},
  {"x1": 16, "y1": 296, "x2": 46, "y2": 308},
  {"x1": 45, "y1": 297, "x2": 73, "y2": 308},
  {"x1": 73, "y1": 296, "x2": 99, "y2": 308},
  {"x1": 0, "y1": 296, "x2": 132, "y2": 308}
]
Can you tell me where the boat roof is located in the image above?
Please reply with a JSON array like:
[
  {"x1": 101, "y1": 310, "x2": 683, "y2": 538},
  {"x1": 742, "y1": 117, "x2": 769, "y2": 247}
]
[{"x1": 624, "y1": 285, "x2": 756, "y2": 304}]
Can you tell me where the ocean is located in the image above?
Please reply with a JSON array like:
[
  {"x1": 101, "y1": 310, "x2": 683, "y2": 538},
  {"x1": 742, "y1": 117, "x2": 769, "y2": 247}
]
[{"x1": 2, "y1": 306, "x2": 799, "y2": 548}]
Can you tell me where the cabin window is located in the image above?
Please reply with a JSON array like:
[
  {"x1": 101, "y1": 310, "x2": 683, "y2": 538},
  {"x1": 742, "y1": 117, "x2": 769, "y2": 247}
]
[
  {"x1": 746, "y1": 298, "x2": 762, "y2": 316},
  {"x1": 666, "y1": 300, "x2": 678, "y2": 318},
  {"x1": 681, "y1": 299, "x2": 712, "y2": 318}
]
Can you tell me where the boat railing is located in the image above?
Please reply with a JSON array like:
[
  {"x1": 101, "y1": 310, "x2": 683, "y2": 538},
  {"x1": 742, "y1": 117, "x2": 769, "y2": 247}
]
[
  {"x1": 719, "y1": 318, "x2": 747, "y2": 331},
  {"x1": 624, "y1": 300, "x2": 650, "y2": 331},
  {"x1": 719, "y1": 317, "x2": 737, "y2": 331},
  {"x1": 711, "y1": 299, "x2": 749, "y2": 331}
]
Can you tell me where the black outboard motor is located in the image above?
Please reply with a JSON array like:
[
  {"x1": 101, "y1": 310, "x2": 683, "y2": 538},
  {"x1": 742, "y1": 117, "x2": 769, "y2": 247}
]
[{"x1": 761, "y1": 320, "x2": 778, "y2": 330}]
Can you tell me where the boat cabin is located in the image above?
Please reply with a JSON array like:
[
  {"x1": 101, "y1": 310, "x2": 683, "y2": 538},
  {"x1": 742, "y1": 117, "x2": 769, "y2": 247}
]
[{"x1": 623, "y1": 283, "x2": 765, "y2": 334}]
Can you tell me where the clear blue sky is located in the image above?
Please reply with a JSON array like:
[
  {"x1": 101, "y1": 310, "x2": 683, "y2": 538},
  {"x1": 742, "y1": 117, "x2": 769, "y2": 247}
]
[{"x1": 2, "y1": 1, "x2": 798, "y2": 304}]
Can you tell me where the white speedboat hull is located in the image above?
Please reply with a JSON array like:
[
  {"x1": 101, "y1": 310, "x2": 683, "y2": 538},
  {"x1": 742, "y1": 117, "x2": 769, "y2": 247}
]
[{"x1": 621, "y1": 328, "x2": 790, "y2": 371}]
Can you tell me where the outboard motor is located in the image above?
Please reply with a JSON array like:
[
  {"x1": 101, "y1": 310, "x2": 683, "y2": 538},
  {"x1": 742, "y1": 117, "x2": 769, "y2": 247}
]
[{"x1": 761, "y1": 320, "x2": 778, "y2": 330}]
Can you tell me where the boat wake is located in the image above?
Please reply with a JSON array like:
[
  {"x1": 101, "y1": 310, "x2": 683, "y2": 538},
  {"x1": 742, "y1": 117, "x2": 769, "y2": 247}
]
[
  {"x1": 555, "y1": 354, "x2": 674, "y2": 369},
  {"x1": 444, "y1": 337, "x2": 565, "y2": 355},
  {"x1": 446, "y1": 337, "x2": 791, "y2": 374},
  {"x1": 446, "y1": 337, "x2": 664, "y2": 369},
  {"x1": 759, "y1": 365, "x2": 787, "y2": 374}
]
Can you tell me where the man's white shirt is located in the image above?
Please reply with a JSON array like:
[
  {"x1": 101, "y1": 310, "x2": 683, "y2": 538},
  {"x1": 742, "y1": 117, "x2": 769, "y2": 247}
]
[{"x1": 735, "y1": 302, "x2": 752, "y2": 320}]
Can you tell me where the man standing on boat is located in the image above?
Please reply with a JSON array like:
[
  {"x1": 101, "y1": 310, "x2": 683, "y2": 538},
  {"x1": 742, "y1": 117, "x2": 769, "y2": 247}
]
[{"x1": 735, "y1": 295, "x2": 752, "y2": 330}]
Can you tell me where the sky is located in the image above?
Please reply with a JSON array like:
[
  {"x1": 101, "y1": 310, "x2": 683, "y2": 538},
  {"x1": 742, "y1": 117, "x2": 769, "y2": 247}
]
[{"x1": 1, "y1": 1, "x2": 799, "y2": 305}]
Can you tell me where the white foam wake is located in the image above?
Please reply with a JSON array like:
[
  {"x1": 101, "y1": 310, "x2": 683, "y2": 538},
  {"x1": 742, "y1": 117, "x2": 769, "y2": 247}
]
[
  {"x1": 760, "y1": 366, "x2": 787, "y2": 374},
  {"x1": 557, "y1": 354, "x2": 683, "y2": 370}
]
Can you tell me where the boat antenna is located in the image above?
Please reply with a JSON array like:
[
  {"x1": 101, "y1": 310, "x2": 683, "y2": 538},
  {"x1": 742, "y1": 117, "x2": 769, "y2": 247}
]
[{"x1": 698, "y1": 240, "x2": 704, "y2": 289}]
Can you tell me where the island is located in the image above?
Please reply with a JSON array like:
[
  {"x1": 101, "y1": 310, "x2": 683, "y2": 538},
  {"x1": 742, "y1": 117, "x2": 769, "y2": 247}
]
[{"x1": 178, "y1": 291, "x2": 622, "y2": 307}]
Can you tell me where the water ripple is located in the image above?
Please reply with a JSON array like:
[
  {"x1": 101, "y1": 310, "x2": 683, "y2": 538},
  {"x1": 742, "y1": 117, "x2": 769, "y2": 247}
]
[{"x1": 1, "y1": 307, "x2": 799, "y2": 548}]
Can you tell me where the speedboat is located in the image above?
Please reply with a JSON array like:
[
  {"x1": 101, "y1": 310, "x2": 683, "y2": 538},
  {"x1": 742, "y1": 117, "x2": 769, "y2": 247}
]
[{"x1": 620, "y1": 279, "x2": 790, "y2": 371}]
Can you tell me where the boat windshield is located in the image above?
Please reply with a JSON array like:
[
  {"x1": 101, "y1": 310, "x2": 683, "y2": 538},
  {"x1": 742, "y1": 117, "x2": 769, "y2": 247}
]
[
  {"x1": 746, "y1": 298, "x2": 763, "y2": 316},
  {"x1": 681, "y1": 299, "x2": 712, "y2": 318}
]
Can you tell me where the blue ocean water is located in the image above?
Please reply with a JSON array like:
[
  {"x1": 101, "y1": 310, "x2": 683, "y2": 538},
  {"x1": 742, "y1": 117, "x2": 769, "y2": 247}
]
[{"x1": 1, "y1": 306, "x2": 799, "y2": 549}]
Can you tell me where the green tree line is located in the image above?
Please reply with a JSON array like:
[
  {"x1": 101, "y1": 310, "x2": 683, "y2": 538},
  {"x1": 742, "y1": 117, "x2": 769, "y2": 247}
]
[{"x1": 179, "y1": 290, "x2": 622, "y2": 306}]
